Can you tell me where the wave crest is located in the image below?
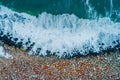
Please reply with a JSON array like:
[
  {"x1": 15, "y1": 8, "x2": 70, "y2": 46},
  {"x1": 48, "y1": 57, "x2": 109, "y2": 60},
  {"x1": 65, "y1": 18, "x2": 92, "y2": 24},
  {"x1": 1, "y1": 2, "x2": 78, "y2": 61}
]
[{"x1": 0, "y1": 6, "x2": 120, "y2": 58}]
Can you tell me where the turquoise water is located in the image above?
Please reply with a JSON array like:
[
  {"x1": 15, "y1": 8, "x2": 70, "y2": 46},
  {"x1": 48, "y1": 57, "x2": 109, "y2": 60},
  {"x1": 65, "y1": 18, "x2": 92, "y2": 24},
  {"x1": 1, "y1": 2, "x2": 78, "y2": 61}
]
[
  {"x1": 0, "y1": 0, "x2": 120, "y2": 20},
  {"x1": 0, "y1": 0, "x2": 120, "y2": 58}
]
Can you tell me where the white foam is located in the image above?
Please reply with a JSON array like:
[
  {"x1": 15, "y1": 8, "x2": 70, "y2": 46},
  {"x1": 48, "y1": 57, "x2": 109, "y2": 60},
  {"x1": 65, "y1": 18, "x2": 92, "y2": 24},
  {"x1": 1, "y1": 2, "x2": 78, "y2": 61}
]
[
  {"x1": 0, "y1": 46, "x2": 12, "y2": 59},
  {"x1": 0, "y1": 6, "x2": 120, "y2": 57}
]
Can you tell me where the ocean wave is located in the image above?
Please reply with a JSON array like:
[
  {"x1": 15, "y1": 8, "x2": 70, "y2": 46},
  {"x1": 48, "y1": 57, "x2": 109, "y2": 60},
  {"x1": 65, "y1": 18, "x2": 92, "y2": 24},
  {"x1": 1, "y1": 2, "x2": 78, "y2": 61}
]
[{"x1": 0, "y1": 6, "x2": 120, "y2": 58}]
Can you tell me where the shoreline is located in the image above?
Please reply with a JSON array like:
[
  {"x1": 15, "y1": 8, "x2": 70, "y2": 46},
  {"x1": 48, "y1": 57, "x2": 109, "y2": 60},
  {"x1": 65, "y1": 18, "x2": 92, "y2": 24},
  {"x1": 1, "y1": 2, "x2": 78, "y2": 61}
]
[{"x1": 0, "y1": 45, "x2": 120, "y2": 79}]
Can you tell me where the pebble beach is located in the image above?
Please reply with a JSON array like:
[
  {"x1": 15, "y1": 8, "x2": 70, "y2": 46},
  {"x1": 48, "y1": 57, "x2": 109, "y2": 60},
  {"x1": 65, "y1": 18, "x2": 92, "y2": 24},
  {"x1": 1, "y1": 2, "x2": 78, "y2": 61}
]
[{"x1": 0, "y1": 45, "x2": 120, "y2": 80}]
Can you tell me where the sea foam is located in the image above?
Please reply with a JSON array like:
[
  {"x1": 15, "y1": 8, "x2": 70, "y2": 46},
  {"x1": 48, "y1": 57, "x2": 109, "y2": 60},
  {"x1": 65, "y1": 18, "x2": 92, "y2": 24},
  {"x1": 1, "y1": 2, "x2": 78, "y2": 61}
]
[{"x1": 0, "y1": 6, "x2": 120, "y2": 58}]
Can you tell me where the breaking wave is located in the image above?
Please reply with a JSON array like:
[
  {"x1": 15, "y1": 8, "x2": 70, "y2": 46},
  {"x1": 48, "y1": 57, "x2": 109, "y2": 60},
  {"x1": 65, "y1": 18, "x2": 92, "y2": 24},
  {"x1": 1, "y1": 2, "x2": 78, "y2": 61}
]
[{"x1": 0, "y1": 6, "x2": 120, "y2": 58}]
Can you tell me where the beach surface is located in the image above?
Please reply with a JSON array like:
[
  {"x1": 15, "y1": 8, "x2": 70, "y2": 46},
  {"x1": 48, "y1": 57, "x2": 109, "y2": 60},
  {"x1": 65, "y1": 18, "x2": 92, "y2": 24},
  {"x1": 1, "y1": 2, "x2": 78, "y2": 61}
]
[{"x1": 0, "y1": 45, "x2": 120, "y2": 80}]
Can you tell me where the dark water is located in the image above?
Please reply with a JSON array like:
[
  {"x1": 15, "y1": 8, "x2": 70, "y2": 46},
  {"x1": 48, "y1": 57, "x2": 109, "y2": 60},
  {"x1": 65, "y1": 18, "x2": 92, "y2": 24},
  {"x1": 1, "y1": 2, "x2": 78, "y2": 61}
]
[{"x1": 0, "y1": 0, "x2": 120, "y2": 20}]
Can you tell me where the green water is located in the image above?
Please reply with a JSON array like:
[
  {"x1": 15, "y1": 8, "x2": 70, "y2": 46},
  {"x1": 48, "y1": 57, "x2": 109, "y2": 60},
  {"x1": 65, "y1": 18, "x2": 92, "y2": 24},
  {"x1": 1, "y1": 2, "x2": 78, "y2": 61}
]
[
  {"x1": 0, "y1": 0, "x2": 88, "y2": 18},
  {"x1": 0, "y1": 0, "x2": 120, "y2": 19}
]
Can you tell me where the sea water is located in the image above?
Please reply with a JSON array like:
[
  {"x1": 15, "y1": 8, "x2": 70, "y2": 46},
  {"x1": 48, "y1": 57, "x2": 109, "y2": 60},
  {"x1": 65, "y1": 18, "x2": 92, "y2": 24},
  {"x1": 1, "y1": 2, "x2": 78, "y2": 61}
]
[{"x1": 0, "y1": 0, "x2": 120, "y2": 58}]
